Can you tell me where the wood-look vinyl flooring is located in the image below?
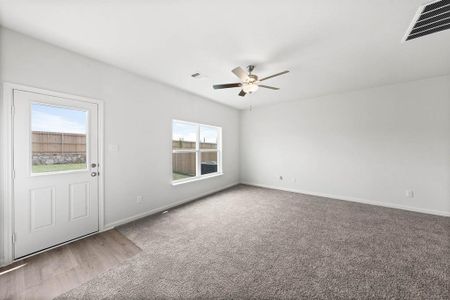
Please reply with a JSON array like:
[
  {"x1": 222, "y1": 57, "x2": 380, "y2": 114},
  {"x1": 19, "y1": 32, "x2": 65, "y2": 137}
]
[{"x1": 0, "y1": 229, "x2": 141, "y2": 300}]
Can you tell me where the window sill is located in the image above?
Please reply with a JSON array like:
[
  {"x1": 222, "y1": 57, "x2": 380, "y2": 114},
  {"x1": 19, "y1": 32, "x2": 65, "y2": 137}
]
[{"x1": 172, "y1": 172, "x2": 223, "y2": 186}]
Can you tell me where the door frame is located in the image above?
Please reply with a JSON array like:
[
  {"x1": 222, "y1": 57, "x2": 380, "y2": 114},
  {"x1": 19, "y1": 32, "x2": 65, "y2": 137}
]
[{"x1": 1, "y1": 82, "x2": 105, "y2": 266}]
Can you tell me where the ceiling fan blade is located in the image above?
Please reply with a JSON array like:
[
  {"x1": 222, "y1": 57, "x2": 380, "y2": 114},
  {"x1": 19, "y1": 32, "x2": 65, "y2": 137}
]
[
  {"x1": 213, "y1": 83, "x2": 242, "y2": 89},
  {"x1": 238, "y1": 90, "x2": 246, "y2": 97},
  {"x1": 259, "y1": 85, "x2": 280, "y2": 90},
  {"x1": 259, "y1": 70, "x2": 290, "y2": 82},
  {"x1": 232, "y1": 67, "x2": 249, "y2": 81}
]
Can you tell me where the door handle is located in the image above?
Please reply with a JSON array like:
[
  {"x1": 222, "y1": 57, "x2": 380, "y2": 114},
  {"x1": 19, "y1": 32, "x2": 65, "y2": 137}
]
[{"x1": 91, "y1": 172, "x2": 97, "y2": 177}]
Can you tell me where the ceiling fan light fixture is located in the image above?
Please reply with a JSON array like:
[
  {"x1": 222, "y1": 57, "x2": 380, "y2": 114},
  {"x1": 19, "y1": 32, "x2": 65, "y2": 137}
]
[{"x1": 243, "y1": 83, "x2": 259, "y2": 94}]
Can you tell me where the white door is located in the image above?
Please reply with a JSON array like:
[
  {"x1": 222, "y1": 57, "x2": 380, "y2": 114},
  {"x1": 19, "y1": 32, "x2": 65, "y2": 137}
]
[{"x1": 13, "y1": 90, "x2": 99, "y2": 258}]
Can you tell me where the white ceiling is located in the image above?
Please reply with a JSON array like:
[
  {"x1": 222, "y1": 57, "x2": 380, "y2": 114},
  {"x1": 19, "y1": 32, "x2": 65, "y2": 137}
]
[{"x1": 0, "y1": 0, "x2": 449, "y2": 109}]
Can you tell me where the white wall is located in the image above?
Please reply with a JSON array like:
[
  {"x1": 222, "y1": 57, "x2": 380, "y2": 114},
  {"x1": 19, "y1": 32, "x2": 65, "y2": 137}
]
[
  {"x1": 0, "y1": 28, "x2": 240, "y2": 263},
  {"x1": 1, "y1": 26, "x2": 448, "y2": 266},
  {"x1": 241, "y1": 75, "x2": 450, "y2": 216}
]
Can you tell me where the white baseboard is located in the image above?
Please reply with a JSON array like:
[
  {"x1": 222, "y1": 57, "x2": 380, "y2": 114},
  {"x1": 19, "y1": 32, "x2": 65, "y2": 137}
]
[
  {"x1": 104, "y1": 182, "x2": 240, "y2": 230},
  {"x1": 241, "y1": 182, "x2": 450, "y2": 217}
]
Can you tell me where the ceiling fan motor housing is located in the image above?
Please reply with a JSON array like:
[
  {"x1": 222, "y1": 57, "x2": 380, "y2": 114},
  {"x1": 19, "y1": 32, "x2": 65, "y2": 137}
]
[{"x1": 247, "y1": 74, "x2": 258, "y2": 83}]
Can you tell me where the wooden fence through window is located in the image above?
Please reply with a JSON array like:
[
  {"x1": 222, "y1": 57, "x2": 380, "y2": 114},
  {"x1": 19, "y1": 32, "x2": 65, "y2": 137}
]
[
  {"x1": 32, "y1": 131, "x2": 86, "y2": 154},
  {"x1": 172, "y1": 140, "x2": 218, "y2": 176}
]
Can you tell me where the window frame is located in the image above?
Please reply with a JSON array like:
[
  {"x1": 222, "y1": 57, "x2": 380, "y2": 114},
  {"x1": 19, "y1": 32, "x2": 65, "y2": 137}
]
[{"x1": 172, "y1": 120, "x2": 222, "y2": 185}]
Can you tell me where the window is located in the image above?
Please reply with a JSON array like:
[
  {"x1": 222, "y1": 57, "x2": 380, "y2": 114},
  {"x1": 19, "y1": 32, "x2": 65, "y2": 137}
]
[
  {"x1": 31, "y1": 103, "x2": 88, "y2": 173},
  {"x1": 172, "y1": 120, "x2": 222, "y2": 183}
]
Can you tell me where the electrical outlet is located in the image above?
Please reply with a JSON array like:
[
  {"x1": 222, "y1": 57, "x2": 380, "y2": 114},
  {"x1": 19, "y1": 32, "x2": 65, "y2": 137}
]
[
  {"x1": 136, "y1": 195, "x2": 143, "y2": 203},
  {"x1": 405, "y1": 190, "x2": 414, "y2": 198}
]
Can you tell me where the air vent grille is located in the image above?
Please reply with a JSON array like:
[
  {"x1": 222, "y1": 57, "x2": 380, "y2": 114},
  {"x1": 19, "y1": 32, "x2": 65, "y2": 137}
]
[{"x1": 404, "y1": 0, "x2": 450, "y2": 41}]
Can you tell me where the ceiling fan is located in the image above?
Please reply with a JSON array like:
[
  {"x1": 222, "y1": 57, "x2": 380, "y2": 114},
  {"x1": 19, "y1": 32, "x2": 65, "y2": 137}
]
[{"x1": 213, "y1": 65, "x2": 289, "y2": 97}]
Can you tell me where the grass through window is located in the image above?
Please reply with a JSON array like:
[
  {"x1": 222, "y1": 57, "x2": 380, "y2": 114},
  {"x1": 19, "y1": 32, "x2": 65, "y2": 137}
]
[{"x1": 32, "y1": 163, "x2": 87, "y2": 173}]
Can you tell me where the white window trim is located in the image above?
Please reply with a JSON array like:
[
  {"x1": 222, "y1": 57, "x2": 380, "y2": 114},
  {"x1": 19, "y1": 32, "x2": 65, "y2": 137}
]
[{"x1": 172, "y1": 120, "x2": 222, "y2": 185}]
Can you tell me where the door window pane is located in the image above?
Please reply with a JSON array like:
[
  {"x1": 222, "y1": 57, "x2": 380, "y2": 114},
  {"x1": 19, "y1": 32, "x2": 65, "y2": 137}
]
[
  {"x1": 200, "y1": 126, "x2": 218, "y2": 149},
  {"x1": 201, "y1": 151, "x2": 218, "y2": 175},
  {"x1": 172, "y1": 152, "x2": 196, "y2": 180},
  {"x1": 172, "y1": 122, "x2": 197, "y2": 150},
  {"x1": 32, "y1": 103, "x2": 87, "y2": 173}
]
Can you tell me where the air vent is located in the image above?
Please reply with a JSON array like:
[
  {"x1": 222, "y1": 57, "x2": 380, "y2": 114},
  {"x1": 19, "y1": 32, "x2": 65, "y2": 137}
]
[
  {"x1": 191, "y1": 72, "x2": 208, "y2": 79},
  {"x1": 403, "y1": 0, "x2": 450, "y2": 41}
]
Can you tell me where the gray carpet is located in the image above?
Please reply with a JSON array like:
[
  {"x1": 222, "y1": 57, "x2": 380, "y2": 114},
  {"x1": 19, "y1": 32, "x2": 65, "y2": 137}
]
[{"x1": 57, "y1": 185, "x2": 450, "y2": 299}]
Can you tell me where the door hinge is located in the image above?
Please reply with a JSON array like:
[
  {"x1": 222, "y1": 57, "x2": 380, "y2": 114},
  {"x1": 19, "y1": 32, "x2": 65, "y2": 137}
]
[
  {"x1": 12, "y1": 169, "x2": 16, "y2": 179},
  {"x1": 11, "y1": 104, "x2": 15, "y2": 116},
  {"x1": 12, "y1": 233, "x2": 16, "y2": 244}
]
